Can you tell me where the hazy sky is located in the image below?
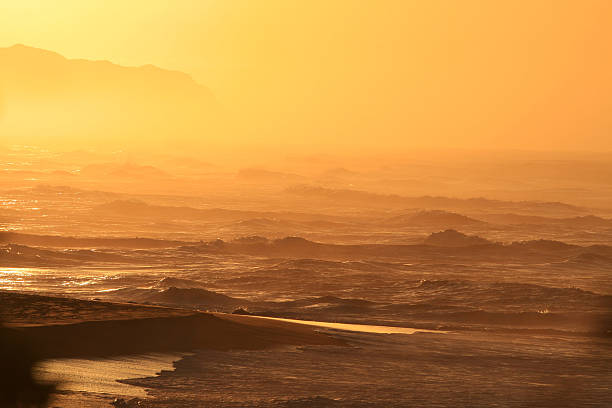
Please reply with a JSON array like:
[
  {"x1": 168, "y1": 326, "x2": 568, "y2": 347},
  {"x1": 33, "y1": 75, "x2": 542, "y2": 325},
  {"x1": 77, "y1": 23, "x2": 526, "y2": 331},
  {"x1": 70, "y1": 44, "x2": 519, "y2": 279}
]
[{"x1": 1, "y1": 0, "x2": 611, "y2": 153}]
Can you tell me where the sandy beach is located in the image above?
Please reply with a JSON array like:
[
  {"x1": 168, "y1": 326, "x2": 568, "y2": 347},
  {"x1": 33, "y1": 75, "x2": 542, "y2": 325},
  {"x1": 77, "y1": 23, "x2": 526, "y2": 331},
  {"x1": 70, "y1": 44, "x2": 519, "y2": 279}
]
[{"x1": 1, "y1": 289, "x2": 610, "y2": 407}]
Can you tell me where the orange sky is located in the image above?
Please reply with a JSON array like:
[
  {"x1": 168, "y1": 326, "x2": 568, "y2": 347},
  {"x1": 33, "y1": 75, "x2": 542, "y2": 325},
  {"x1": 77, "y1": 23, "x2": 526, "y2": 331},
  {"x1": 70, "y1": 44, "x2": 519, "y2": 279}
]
[{"x1": 1, "y1": 0, "x2": 611, "y2": 153}]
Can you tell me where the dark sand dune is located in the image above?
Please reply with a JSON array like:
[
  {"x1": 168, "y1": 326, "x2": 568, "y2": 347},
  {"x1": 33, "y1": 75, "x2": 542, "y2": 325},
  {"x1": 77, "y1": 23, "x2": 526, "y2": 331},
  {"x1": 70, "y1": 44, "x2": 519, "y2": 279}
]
[
  {"x1": 19, "y1": 313, "x2": 343, "y2": 359},
  {"x1": 0, "y1": 291, "x2": 191, "y2": 326},
  {"x1": 1, "y1": 291, "x2": 343, "y2": 359}
]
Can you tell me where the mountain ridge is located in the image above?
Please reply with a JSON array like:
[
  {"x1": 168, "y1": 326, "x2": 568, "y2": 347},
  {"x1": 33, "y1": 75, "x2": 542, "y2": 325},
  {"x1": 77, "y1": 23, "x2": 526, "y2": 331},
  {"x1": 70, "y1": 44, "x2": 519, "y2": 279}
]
[
  {"x1": 2, "y1": 44, "x2": 205, "y2": 89},
  {"x1": 0, "y1": 44, "x2": 220, "y2": 151}
]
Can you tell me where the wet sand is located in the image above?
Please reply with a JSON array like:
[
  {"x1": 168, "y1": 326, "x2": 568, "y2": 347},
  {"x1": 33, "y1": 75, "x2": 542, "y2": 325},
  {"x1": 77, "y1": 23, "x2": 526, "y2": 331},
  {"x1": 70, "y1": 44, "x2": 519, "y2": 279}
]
[
  {"x1": 1, "y1": 291, "x2": 349, "y2": 406},
  {"x1": 35, "y1": 353, "x2": 186, "y2": 398},
  {"x1": 32, "y1": 314, "x2": 446, "y2": 403},
  {"x1": 121, "y1": 328, "x2": 612, "y2": 407},
  {"x1": 7, "y1": 291, "x2": 610, "y2": 407}
]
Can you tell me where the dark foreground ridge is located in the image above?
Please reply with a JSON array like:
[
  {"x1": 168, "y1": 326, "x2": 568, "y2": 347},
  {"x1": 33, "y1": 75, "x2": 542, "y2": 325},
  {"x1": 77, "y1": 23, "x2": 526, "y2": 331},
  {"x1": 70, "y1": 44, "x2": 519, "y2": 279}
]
[
  {"x1": 17, "y1": 313, "x2": 342, "y2": 358},
  {"x1": 1, "y1": 291, "x2": 343, "y2": 359}
]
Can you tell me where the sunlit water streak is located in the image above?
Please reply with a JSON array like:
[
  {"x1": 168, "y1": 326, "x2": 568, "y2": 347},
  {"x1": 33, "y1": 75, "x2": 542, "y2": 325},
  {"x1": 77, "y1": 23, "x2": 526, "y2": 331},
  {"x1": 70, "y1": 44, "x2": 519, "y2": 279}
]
[
  {"x1": 0, "y1": 266, "x2": 162, "y2": 294},
  {"x1": 0, "y1": 267, "x2": 36, "y2": 288},
  {"x1": 248, "y1": 315, "x2": 448, "y2": 335}
]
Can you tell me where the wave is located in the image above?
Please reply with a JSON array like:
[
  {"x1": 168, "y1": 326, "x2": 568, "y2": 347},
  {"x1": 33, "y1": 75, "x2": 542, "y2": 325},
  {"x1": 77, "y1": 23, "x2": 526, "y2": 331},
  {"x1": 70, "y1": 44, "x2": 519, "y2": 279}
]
[
  {"x1": 0, "y1": 244, "x2": 129, "y2": 266},
  {"x1": 183, "y1": 235, "x2": 612, "y2": 263},
  {"x1": 406, "y1": 310, "x2": 612, "y2": 334},
  {"x1": 107, "y1": 286, "x2": 249, "y2": 311},
  {"x1": 268, "y1": 258, "x2": 403, "y2": 273},
  {"x1": 146, "y1": 287, "x2": 244, "y2": 308},
  {"x1": 152, "y1": 277, "x2": 210, "y2": 289},
  {"x1": 409, "y1": 279, "x2": 611, "y2": 312},
  {"x1": 563, "y1": 252, "x2": 612, "y2": 267},
  {"x1": 0, "y1": 232, "x2": 188, "y2": 249},
  {"x1": 279, "y1": 296, "x2": 378, "y2": 312}
]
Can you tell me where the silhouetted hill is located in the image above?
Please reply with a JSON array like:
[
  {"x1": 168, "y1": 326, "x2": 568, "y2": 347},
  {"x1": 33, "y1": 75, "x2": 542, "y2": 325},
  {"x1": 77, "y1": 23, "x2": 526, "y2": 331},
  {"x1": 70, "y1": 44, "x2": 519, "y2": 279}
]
[{"x1": 0, "y1": 44, "x2": 218, "y2": 150}]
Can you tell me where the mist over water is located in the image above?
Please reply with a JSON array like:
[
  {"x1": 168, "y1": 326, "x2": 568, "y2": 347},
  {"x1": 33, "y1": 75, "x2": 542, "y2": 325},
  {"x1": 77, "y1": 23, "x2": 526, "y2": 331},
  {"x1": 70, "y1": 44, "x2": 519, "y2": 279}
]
[
  {"x1": 1, "y1": 145, "x2": 611, "y2": 407},
  {"x1": 2, "y1": 3, "x2": 612, "y2": 405}
]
